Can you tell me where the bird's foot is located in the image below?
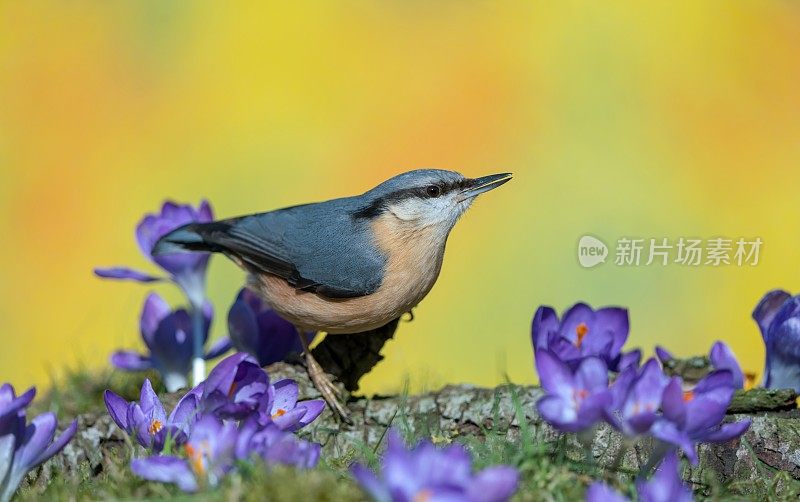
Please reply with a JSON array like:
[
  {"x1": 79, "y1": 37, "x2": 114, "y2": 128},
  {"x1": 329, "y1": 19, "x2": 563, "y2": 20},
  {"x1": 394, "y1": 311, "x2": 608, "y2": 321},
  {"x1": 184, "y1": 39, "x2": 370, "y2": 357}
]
[{"x1": 305, "y1": 351, "x2": 353, "y2": 425}]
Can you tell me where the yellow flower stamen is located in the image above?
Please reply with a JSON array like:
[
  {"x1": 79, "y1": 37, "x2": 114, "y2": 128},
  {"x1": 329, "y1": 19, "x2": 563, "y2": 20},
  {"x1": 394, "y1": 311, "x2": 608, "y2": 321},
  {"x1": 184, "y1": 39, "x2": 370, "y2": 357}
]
[
  {"x1": 148, "y1": 419, "x2": 163, "y2": 435},
  {"x1": 184, "y1": 443, "x2": 206, "y2": 476}
]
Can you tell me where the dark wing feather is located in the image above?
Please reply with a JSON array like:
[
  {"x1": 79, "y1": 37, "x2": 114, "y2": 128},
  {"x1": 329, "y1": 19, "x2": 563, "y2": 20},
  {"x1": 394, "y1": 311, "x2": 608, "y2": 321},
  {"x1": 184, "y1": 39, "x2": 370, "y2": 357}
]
[{"x1": 167, "y1": 199, "x2": 386, "y2": 298}]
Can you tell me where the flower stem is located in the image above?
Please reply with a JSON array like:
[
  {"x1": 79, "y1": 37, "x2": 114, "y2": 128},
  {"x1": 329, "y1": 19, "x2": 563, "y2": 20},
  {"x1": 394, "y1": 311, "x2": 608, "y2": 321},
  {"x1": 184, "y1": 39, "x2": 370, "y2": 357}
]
[
  {"x1": 577, "y1": 428, "x2": 597, "y2": 469},
  {"x1": 638, "y1": 441, "x2": 670, "y2": 479},
  {"x1": 191, "y1": 304, "x2": 205, "y2": 386}
]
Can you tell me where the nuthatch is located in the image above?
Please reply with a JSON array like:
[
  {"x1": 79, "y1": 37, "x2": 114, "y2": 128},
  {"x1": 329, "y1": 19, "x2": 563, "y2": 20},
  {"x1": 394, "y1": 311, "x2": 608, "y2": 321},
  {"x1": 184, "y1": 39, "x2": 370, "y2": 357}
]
[{"x1": 154, "y1": 169, "x2": 512, "y2": 420}]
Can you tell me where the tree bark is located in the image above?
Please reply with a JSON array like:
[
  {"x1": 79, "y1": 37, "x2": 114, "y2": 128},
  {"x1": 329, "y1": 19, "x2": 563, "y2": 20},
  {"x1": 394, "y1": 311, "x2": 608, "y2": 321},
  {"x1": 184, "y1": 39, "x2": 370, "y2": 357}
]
[{"x1": 36, "y1": 362, "x2": 800, "y2": 488}]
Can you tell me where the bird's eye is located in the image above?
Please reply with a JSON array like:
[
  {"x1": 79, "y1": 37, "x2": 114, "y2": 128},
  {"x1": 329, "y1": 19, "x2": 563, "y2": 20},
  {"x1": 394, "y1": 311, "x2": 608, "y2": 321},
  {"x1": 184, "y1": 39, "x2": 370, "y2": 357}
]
[{"x1": 425, "y1": 185, "x2": 442, "y2": 198}]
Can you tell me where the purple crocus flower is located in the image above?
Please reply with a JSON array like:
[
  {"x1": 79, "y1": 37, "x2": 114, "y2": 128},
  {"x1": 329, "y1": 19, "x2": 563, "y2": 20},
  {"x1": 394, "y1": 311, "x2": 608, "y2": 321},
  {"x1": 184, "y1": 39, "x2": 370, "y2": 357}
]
[
  {"x1": 0, "y1": 384, "x2": 77, "y2": 502},
  {"x1": 260, "y1": 379, "x2": 325, "y2": 431},
  {"x1": 532, "y1": 303, "x2": 638, "y2": 372},
  {"x1": 351, "y1": 430, "x2": 519, "y2": 502},
  {"x1": 132, "y1": 416, "x2": 322, "y2": 492},
  {"x1": 752, "y1": 290, "x2": 800, "y2": 392},
  {"x1": 708, "y1": 342, "x2": 745, "y2": 389},
  {"x1": 111, "y1": 293, "x2": 231, "y2": 392},
  {"x1": 228, "y1": 288, "x2": 313, "y2": 367},
  {"x1": 199, "y1": 353, "x2": 271, "y2": 420},
  {"x1": 652, "y1": 371, "x2": 750, "y2": 464},
  {"x1": 655, "y1": 341, "x2": 745, "y2": 389},
  {"x1": 535, "y1": 350, "x2": 612, "y2": 433},
  {"x1": 95, "y1": 200, "x2": 219, "y2": 386},
  {"x1": 104, "y1": 379, "x2": 200, "y2": 452},
  {"x1": 131, "y1": 416, "x2": 238, "y2": 492},
  {"x1": 586, "y1": 482, "x2": 630, "y2": 502},
  {"x1": 95, "y1": 200, "x2": 213, "y2": 307},
  {"x1": 605, "y1": 358, "x2": 669, "y2": 437},
  {"x1": 236, "y1": 418, "x2": 321, "y2": 469},
  {"x1": 586, "y1": 452, "x2": 692, "y2": 502}
]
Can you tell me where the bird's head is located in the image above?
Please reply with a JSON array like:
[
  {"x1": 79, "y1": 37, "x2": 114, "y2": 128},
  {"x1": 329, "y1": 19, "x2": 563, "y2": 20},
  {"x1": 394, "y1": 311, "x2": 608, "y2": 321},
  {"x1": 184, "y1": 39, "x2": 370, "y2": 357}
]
[{"x1": 354, "y1": 169, "x2": 512, "y2": 235}]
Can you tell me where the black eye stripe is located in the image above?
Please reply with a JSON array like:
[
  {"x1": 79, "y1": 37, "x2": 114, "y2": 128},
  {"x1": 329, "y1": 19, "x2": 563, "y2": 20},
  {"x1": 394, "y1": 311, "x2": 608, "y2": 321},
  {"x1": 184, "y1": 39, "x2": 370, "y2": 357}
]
[{"x1": 352, "y1": 179, "x2": 464, "y2": 219}]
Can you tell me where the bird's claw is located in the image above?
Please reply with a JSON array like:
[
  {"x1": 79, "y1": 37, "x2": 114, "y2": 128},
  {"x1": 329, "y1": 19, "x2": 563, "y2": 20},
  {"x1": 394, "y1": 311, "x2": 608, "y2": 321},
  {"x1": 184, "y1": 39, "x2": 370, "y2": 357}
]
[{"x1": 305, "y1": 352, "x2": 353, "y2": 425}]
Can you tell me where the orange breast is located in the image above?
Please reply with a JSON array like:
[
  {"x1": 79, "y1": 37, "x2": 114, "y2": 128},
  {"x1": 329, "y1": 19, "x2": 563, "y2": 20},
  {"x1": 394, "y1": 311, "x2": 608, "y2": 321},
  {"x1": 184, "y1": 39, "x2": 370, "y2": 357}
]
[{"x1": 248, "y1": 215, "x2": 446, "y2": 334}]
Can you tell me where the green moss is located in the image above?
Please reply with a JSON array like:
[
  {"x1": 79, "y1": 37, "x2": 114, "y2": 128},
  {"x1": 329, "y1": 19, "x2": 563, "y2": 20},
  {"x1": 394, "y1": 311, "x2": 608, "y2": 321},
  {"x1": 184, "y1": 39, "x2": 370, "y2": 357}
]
[
  {"x1": 728, "y1": 388, "x2": 798, "y2": 414},
  {"x1": 16, "y1": 369, "x2": 800, "y2": 501}
]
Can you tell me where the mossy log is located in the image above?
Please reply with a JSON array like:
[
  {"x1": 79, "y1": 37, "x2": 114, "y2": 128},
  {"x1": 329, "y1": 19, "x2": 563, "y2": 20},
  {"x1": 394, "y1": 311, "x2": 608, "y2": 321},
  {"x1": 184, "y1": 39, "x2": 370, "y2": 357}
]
[{"x1": 37, "y1": 362, "x2": 800, "y2": 492}]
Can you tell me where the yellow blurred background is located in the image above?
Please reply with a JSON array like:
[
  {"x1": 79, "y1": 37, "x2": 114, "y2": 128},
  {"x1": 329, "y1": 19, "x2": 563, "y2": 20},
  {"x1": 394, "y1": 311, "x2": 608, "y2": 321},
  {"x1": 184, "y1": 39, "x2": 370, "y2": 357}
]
[{"x1": 1, "y1": 2, "x2": 799, "y2": 395}]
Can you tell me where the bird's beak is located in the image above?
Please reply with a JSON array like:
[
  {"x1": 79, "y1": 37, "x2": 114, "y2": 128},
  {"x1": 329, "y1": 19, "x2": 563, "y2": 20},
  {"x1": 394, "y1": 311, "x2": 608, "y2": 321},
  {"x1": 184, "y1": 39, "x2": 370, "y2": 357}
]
[{"x1": 458, "y1": 173, "x2": 513, "y2": 201}]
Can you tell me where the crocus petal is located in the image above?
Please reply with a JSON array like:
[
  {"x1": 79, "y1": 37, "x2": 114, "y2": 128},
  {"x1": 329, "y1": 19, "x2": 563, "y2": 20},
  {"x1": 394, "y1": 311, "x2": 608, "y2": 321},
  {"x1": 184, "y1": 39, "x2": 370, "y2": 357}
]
[
  {"x1": 148, "y1": 309, "x2": 197, "y2": 389},
  {"x1": 197, "y1": 199, "x2": 214, "y2": 222},
  {"x1": 578, "y1": 391, "x2": 612, "y2": 427},
  {"x1": 229, "y1": 289, "x2": 306, "y2": 367},
  {"x1": 0, "y1": 435, "x2": 14, "y2": 492},
  {"x1": 94, "y1": 267, "x2": 163, "y2": 282},
  {"x1": 617, "y1": 349, "x2": 641, "y2": 372},
  {"x1": 558, "y1": 303, "x2": 595, "y2": 345},
  {"x1": 104, "y1": 390, "x2": 131, "y2": 431},
  {"x1": 15, "y1": 412, "x2": 57, "y2": 469},
  {"x1": 594, "y1": 307, "x2": 629, "y2": 356},
  {"x1": 0, "y1": 386, "x2": 35, "y2": 426},
  {"x1": 140, "y1": 292, "x2": 172, "y2": 344},
  {"x1": 466, "y1": 466, "x2": 520, "y2": 502},
  {"x1": 204, "y1": 337, "x2": 233, "y2": 360},
  {"x1": 655, "y1": 346, "x2": 673, "y2": 364},
  {"x1": 709, "y1": 342, "x2": 744, "y2": 389},
  {"x1": 169, "y1": 393, "x2": 200, "y2": 434},
  {"x1": 752, "y1": 289, "x2": 791, "y2": 340},
  {"x1": 531, "y1": 306, "x2": 560, "y2": 352},
  {"x1": 622, "y1": 359, "x2": 668, "y2": 424},
  {"x1": 626, "y1": 412, "x2": 658, "y2": 435},
  {"x1": 271, "y1": 380, "x2": 299, "y2": 412},
  {"x1": 575, "y1": 357, "x2": 609, "y2": 393},
  {"x1": 128, "y1": 405, "x2": 154, "y2": 449},
  {"x1": 297, "y1": 400, "x2": 326, "y2": 427},
  {"x1": 268, "y1": 407, "x2": 306, "y2": 430},
  {"x1": 137, "y1": 200, "x2": 213, "y2": 279},
  {"x1": 33, "y1": 419, "x2": 77, "y2": 467},
  {"x1": 660, "y1": 378, "x2": 687, "y2": 427},
  {"x1": 535, "y1": 350, "x2": 575, "y2": 398},
  {"x1": 637, "y1": 452, "x2": 692, "y2": 502},
  {"x1": 703, "y1": 420, "x2": 751, "y2": 443},
  {"x1": 608, "y1": 366, "x2": 636, "y2": 411},
  {"x1": 203, "y1": 352, "x2": 251, "y2": 399},
  {"x1": 228, "y1": 295, "x2": 261, "y2": 350},
  {"x1": 651, "y1": 420, "x2": 698, "y2": 465},
  {"x1": 0, "y1": 435, "x2": 24, "y2": 502},
  {"x1": 693, "y1": 370, "x2": 735, "y2": 395},
  {"x1": 384, "y1": 431, "x2": 418, "y2": 495},
  {"x1": 131, "y1": 456, "x2": 198, "y2": 492},
  {"x1": 537, "y1": 396, "x2": 580, "y2": 432},
  {"x1": 683, "y1": 388, "x2": 733, "y2": 434},
  {"x1": 352, "y1": 464, "x2": 393, "y2": 502},
  {"x1": 139, "y1": 379, "x2": 166, "y2": 420},
  {"x1": 586, "y1": 482, "x2": 630, "y2": 502},
  {"x1": 767, "y1": 314, "x2": 800, "y2": 391},
  {"x1": 110, "y1": 351, "x2": 153, "y2": 372}
]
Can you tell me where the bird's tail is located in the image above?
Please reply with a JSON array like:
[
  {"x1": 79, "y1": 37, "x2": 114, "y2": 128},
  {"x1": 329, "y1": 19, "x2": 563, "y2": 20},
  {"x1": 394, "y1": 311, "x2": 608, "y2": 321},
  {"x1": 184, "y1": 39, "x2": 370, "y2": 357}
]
[{"x1": 152, "y1": 222, "x2": 230, "y2": 255}]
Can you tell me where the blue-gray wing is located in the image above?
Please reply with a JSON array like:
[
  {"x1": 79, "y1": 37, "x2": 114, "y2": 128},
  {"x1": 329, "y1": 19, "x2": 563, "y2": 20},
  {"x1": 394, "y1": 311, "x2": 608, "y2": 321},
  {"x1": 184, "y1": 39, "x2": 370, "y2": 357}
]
[{"x1": 203, "y1": 200, "x2": 386, "y2": 298}]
